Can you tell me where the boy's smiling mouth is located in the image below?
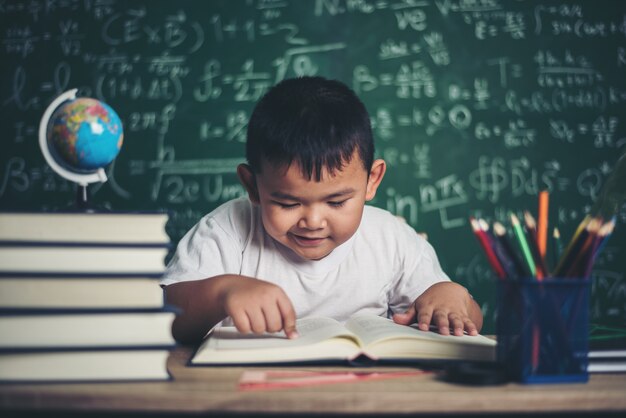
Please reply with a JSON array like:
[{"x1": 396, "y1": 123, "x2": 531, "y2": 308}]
[{"x1": 290, "y1": 233, "x2": 327, "y2": 247}]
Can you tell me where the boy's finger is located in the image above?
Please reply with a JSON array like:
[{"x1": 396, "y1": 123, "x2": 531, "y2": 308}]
[
  {"x1": 416, "y1": 309, "x2": 433, "y2": 331},
  {"x1": 463, "y1": 318, "x2": 478, "y2": 336},
  {"x1": 283, "y1": 320, "x2": 299, "y2": 339},
  {"x1": 392, "y1": 305, "x2": 416, "y2": 325},
  {"x1": 229, "y1": 309, "x2": 252, "y2": 335},
  {"x1": 448, "y1": 314, "x2": 464, "y2": 336},
  {"x1": 248, "y1": 308, "x2": 268, "y2": 334},
  {"x1": 262, "y1": 305, "x2": 283, "y2": 333},
  {"x1": 277, "y1": 296, "x2": 299, "y2": 339},
  {"x1": 433, "y1": 311, "x2": 450, "y2": 335}
]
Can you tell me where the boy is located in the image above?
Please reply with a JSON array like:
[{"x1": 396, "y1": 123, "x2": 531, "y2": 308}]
[{"x1": 162, "y1": 76, "x2": 482, "y2": 344}]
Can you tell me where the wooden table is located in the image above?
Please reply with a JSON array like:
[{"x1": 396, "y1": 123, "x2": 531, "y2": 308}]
[{"x1": 1, "y1": 346, "x2": 625, "y2": 417}]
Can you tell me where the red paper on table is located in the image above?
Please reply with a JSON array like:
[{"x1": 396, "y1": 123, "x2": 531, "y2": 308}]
[{"x1": 238, "y1": 369, "x2": 428, "y2": 391}]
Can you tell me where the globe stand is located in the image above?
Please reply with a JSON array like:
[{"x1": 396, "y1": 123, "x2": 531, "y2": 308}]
[{"x1": 74, "y1": 184, "x2": 101, "y2": 212}]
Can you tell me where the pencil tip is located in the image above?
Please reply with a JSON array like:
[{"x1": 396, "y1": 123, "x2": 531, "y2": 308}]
[{"x1": 599, "y1": 219, "x2": 616, "y2": 236}]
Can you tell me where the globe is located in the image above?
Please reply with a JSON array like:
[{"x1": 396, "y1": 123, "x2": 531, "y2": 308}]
[
  {"x1": 39, "y1": 89, "x2": 125, "y2": 209},
  {"x1": 46, "y1": 97, "x2": 123, "y2": 172}
]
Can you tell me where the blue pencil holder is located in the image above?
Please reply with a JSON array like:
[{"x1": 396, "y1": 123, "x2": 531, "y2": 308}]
[{"x1": 496, "y1": 278, "x2": 590, "y2": 384}]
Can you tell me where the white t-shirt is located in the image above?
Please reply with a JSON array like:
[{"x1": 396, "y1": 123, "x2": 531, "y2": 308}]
[{"x1": 161, "y1": 197, "x2": 450, "y2": 325}]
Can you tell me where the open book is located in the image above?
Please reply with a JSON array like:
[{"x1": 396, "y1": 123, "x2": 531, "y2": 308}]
[{"x1": 190, "y1": 314, "x2": 496, "y2": 366}]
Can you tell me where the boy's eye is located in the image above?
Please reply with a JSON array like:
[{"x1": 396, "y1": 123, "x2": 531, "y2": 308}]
[
  {"x1": 328, "y1": 200, "x2": 347, "y2": 208},
  {"x1": 274, "y1": 201, "x2": 299, "y2": 209}
]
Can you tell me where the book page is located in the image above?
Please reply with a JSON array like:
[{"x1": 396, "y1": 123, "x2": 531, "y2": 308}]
[
  {"x1": 207, "y1": 316, "x2": 361, "y2": 351},
  {"x1": 344, "y1": 314, "x2": 427, "y2": 346},
  {"x1": 345, "y1": 314, "x2": 496, "y2": 347},
  {"x1": 192, "y1": 316, "x2": 363, "y2": 364},
  {"x1": 344, "y1": 314, "x2": 496, "y2": 361}
]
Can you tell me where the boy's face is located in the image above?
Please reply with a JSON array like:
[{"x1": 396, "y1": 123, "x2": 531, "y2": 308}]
[{"x1": 238, "y1": 154, "x2": 386, "y2": 261}]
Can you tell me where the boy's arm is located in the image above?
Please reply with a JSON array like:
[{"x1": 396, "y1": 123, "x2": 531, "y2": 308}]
[
  {"x1": 164, "y1": 274, "x2": 298, "y2": 344},
  {"x1": 392, "y1": 281, "x2": 483, "y2": 336},
  {"x1": 164, "y1": 276, "x2": 229, "y2": 344}
]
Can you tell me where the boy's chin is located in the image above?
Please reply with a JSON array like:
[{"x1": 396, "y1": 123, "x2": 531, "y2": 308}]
[{"x1": 290, "y1": 246, "x2": 333, "y2": 261}]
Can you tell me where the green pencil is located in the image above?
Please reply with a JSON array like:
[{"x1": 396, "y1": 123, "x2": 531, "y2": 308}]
[{"x1": 510, "y1": 212, "x2": 536, "y2": 278}]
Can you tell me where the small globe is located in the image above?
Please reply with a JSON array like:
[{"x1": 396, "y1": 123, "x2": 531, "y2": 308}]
[{"x1": 46, "y1": 97, "x2": 123, "y2": 172}]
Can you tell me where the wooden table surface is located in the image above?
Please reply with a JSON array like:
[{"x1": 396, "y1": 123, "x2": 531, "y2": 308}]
[{"x1": 1, "y1": 346, "x2": 626, "y2": 417}]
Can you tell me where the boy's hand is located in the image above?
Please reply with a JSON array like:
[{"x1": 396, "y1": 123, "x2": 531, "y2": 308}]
[
  {"x1": 220, "y1": 276, "x2": 299, "y2": 339},
  {"x1": 392, "y1": 282, "x2": 481, "y2": 336}
]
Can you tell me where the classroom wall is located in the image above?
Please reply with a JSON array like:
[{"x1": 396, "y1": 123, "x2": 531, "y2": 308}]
[{"x1": 1, "y1": 0, "x2": 624, "y2": 331}]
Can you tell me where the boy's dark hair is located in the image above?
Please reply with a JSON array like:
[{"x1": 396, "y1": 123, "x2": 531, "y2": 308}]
[{"x1": 246, "y1": 76, "x2": 374, "y2": 181}]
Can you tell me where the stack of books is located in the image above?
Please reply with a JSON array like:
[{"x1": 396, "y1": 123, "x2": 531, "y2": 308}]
[
  {"x1": 0, "y1": 211, "x2": 177, "y2": 382},
  {"x1": 588, "y1": 323, "x2": 626, "y2": 373}
]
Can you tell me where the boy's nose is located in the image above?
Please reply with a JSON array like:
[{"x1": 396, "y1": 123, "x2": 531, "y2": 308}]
[{"x1": 298, "y1": 207, "x2": 327, "y2": 229}]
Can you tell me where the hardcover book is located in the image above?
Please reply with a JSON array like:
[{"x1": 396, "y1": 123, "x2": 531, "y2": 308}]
[
  {"x1": 190, "y1": 313, "x2": 496, "y2": 366},
  {"x1": 0, "y1": 244, "x2": 169, "y2": 275},
  {"x1": 0, "y1": 274, "x2": 164, "y2": 310},
  {"x1": 0, "y1": 349, "x2": 172, "y2": 382},
  {"x1": 0, "y1": 310, "x2": 176, "y2": 349},
  {"x1": 0, "y1": 212, "x2": 169, "y2": 245}
]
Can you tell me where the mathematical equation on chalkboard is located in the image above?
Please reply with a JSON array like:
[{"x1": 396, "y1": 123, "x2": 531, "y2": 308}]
[{"x1": 1, "y1": 0, "x2": 625, "y2": 328}]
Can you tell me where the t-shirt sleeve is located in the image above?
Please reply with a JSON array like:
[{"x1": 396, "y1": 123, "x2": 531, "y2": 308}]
[
  {"x1": 387, "y1": 226, "x2": 450, "y2": 314},
  {"x1": 159, "y1": 215, "x2": 243, "y2": 287}
]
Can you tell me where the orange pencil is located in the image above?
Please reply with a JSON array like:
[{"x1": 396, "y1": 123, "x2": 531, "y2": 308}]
[
  {"x1": 537, "y1": 190, "x2": 549, "y2": 259},
  {"x1": 532, "y1": 191, "x2": 548, "y2": 375}
]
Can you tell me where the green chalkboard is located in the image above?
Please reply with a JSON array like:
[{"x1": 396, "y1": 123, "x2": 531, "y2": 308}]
[{"x1": 1, "y1": 0, "x2": 625, "y2": 332}]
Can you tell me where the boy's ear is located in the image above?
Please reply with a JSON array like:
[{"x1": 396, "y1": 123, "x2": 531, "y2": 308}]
[
  {"x1": 365, "y1": 159, "x2": 386, "y2": 201},
  {"x1": 237, "y1": 164, "x2": 260, "y2": 204}
]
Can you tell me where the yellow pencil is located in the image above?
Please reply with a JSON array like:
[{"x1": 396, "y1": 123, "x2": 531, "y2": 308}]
[
  {"x1": 553, "y1": 215, "x2": 592, "y2": 276},
  {"x1": 564, "y1": 218, "x2": 602, "y2": 278}
]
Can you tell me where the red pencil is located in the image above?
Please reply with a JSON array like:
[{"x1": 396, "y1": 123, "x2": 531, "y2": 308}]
[{"x1": 470, "y1": 217, "x2": 506, "y2": 280}]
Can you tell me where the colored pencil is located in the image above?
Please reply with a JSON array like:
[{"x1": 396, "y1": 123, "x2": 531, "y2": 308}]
[
  {"x1": 552, "y1": 227, "x2": 563, "y2": 269},
  {"x1": 593, "y1": 216, "x2": 616, "y2": 259},
  {"x1": 523, "y1": 211, "x2": 549, "y2": 280},
  {"x1": 528, "y1": 201, "x2": 549, "y2": 374},
  {"x1": 469, "y1": 217, "x2": 506, "y2": 280},
  {"x1": 563, "y1": 217, "x2": 602, "y2": 278},
  {"x1": 493, "y1": 221, "x2": 528, "y2": 278},
  {"x1": 479, "y1": 219, "x2": 518, "y2": 280},
  {"x1": 532, "y1": 322, "x2": 540, "y2": 373},
  {"x1": 509, "y1": 213, "x2": 536, "y2": 278},
  {"x1": 553, "y1": 215, "x2": 591, "y2": 277},
  {"x1": 537, "y1": 190, "x2": 549, "y2": 259},
  {"x1": 584, "y1": 218, "x2": 616, "y2": 277},
  {"x1": 533, "y1": 190, "x2": 548, "y2": 375}
]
